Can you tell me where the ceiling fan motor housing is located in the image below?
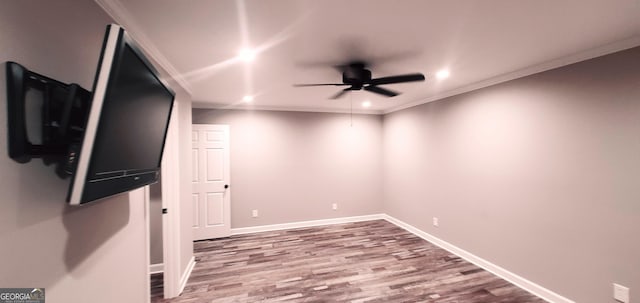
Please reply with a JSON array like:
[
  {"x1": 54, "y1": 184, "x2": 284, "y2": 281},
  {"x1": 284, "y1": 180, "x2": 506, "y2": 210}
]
[{"x1": 342, "y1": 66, "x2": 371, "y2": 89}]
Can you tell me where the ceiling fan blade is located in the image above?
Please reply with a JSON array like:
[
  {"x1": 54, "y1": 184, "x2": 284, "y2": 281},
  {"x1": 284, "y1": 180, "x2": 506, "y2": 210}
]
[
  {"x1": 369, "y1": 73, "x2": 425, "y2": 85},
  {"x1": 330, "y1": 87, "x2": 353, "y2": 99},
  {"x1": 293, "y1": 83, "x2": 348, "y2": 87},
  {"x1": 364, "y1": 85, "x2": 399, "y2": 97}
]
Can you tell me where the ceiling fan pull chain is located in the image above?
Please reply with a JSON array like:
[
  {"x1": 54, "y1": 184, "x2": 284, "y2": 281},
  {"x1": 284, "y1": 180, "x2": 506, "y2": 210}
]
[{"x1": 350, "y1": 93, "x2": 353, "y2": 127}]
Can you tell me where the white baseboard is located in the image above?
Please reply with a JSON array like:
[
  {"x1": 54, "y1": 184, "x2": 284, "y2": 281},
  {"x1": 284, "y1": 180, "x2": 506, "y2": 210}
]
[
  {"x1": 149, "y1": 263, "x2": 164, "y2": 274},
  {"x1": 230, "y1": 214, "x2": 386, "y2": 235},
  {"x1": 382, "y1": 214, "x2": 575, "y2": 303},
  {"x1": 179, "y1": 256, "x2": 196, "y2": 295}
]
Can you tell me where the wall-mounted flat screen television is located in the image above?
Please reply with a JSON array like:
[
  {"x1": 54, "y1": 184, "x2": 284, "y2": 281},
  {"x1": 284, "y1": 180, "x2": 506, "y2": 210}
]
[{"x1": 67, "y1": 24, "x2": 175, "y2": 205}]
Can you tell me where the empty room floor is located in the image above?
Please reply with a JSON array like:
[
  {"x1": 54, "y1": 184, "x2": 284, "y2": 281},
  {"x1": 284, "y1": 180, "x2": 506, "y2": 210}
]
[{"x1": 151, "y1": 220, "x2": 544, "y2": 302}]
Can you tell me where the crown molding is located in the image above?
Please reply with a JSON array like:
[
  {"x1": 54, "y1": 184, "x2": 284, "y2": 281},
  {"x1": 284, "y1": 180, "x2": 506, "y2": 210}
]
[
  {"x1": 384, "y1": 36, "x2": 640, "y2": 114},
  {"x1": 192, "y1": 101, "x2": 383, "y2": 115},
  {"x1": 94, "y1": 0, "x2": 193, "y2": 95}
]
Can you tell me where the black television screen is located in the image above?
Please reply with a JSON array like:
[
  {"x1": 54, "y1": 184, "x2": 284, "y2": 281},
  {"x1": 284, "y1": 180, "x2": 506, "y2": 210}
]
[{"x1": 67, "y1": 24, "x2": 175, "y2": 205}]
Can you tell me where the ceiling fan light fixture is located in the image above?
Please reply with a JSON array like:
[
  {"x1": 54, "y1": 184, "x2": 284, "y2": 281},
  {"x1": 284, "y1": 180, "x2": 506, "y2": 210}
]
[
  {"x1": 242, "y1": 95, "x2": 254, "y2": 102},
  {"x1": 436, "y1": 69, "x2": 450, "y2": 80},
  {"x1": 362, "y1": 101, "x2": 372, "y2": 108}
]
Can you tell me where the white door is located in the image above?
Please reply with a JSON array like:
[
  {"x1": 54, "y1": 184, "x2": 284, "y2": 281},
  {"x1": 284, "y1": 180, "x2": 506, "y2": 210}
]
[{"x1": 192, "y1": 124, "x2": 231, "y2": 240}]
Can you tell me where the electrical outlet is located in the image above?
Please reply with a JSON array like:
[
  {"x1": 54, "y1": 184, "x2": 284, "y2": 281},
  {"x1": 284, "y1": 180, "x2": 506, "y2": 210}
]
[
  {"x1": 252, "y1": 209, "x2": 258, "y2": 218},
  {"x1": 433, "y1": 217, "x2": 439, "y2": 227},
  {"x1": 332, "y1": 203, "x2": 338, "y2": 210},
  {"x1": 613, "y1": 283, "x2": 629, "y2": 303}
]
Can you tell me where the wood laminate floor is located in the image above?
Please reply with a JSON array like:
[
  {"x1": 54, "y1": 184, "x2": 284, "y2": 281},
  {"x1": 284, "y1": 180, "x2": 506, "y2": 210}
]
[{"x1": 151, "y1": 220, "x2": 544, "y2": 303}]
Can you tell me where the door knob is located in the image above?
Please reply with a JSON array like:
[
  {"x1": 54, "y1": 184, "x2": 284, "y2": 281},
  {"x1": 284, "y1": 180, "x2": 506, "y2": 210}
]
[{"x1": 224, "y1": 184, "x2": 229, "y2": 189}]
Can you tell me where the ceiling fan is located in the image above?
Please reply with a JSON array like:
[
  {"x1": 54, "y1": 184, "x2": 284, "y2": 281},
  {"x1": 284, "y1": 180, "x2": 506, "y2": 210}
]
[{"x1": 294, "y1": 61, "x2": 425, "y2": 99}]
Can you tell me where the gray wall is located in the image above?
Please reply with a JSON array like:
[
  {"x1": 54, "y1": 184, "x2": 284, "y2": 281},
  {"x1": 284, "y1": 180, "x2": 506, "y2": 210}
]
[
  {"x1": 0, "y1": 1, "x2": 148, "y2": 302},
  {"x1": 382, "y1": 47, "x2": 640, "y2": 303},
  {"x1": 149, "y1": 182, "x2": 163, "y2": 265},
  {"x1": 193, "y1": 109, "x2": 384, "y2": 228}
]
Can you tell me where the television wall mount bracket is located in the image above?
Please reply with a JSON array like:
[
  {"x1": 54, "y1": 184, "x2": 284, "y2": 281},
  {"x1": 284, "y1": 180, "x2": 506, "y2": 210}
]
[{"x1": 6, "y1": 61, "x2": 91, "y2": 170}]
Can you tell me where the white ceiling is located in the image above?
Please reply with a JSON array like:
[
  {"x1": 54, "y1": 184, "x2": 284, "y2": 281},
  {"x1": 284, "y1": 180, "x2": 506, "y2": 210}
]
[{"x1": 109, "y1": 0, "x2": 639, "y2": 114}]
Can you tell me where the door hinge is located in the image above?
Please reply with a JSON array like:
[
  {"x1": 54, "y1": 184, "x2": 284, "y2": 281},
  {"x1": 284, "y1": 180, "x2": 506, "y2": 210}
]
[{"x1": 162, "y1": 208, "x2": 168, "y2": 214}]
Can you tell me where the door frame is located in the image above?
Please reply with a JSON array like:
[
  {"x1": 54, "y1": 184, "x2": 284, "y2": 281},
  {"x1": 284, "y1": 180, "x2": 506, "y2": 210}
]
[
  {"x1": 160, "y1": 103, "x2": 182, "y2": 298},
  {"x1": 145, "y1": 102, "x2": 181, "y2": 302}
]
